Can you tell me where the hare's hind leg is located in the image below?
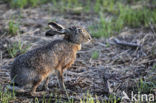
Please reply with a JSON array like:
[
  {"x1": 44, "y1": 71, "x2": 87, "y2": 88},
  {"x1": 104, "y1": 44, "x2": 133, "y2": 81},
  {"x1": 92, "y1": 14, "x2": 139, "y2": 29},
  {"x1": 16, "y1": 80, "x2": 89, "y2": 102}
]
[{"x1": 30, "y1": 76, "x2": 45, "y2": 96}]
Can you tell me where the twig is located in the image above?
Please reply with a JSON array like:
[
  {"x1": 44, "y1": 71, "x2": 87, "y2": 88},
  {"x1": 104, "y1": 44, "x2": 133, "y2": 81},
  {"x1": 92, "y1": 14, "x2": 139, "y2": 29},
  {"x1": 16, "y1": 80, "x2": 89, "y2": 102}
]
[
  {"x1": 97, "y1": 42, "x2": 106, "y2": 47},
  {"x1": 0, "y1": 51, "x2": 2, "y2": 64},
  {"x1": 0, "y1": 32, "x2": 7, "y2": 39},
  {"x1": 113, "y1": 38, "x2": 140, "y2": 49}
]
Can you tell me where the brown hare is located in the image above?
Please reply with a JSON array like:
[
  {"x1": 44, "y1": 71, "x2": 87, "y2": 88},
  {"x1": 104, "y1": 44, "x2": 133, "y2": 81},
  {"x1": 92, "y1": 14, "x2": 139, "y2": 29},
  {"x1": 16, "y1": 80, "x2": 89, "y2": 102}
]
[{"x1": 10, "y1": 22, "x2": 92, "y2": 96}]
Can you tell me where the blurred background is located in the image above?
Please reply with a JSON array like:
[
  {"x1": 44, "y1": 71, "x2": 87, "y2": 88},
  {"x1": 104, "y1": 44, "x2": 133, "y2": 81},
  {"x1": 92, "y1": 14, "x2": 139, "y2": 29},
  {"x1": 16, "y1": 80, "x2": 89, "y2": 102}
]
[{"x1": 1, "y1": 0, "x2": 156, "y2": 38}]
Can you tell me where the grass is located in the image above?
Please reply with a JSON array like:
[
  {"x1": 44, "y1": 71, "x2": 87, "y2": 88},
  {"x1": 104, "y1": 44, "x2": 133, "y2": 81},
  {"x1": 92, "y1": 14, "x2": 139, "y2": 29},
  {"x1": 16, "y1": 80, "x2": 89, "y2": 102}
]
[
  {"x1": 89, "y1": 15, "x2": 113, "y2": 38},
  {"x1": 105, "y1": 94, "x2": 120, "y2": 103},
  {"x1": 89, "y1": 1, "x2": 156, "y2": 38},
  {"x1": 80, "y1": 93, "x2": 100, "y2": 103},
  {"x1": 7, "y1": 41, "x2": 30, "y2": 58},
  {"x1": 10, "y1": 0, "x2": 39, "y2": 8},
  {"x1": 9, "y1": 0, "x2": 81, "y2": 10},
  {"x1": 80, "y1": 92, "x2": 120, "y2": 103},
  {"x1": 6, "y1": 0, "x2": 156, "y2": 33},
  {"x1": 91, "y1": 51, "x2": 99, "y2": 59},
  {"x1": 0, "y1": 87, "x2": 120, "y2": 103},
  {"x1": 152, "y1": 64, "x2": 156, "y2": 71},
  {"x1": 136, "y1": 78, "x2": 156, "y2": 94},
  {"x1": 8, "y1": 20, "x2": 19, "y2": 36},
  {"x1": 0, "y1": 85, "x2": 16, "y2": 103},
  {"x1": 117, "y1": 4, "x2": 152, "y2": 28},
  {"x1": 94, "y1": 0, "x2": 101, "y2": 13}
]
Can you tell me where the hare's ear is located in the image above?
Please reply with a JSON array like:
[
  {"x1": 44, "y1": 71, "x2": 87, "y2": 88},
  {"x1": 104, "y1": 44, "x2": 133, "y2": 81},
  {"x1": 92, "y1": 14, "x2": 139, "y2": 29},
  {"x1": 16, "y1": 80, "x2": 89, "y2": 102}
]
[
  {"x1": 45, "y1": 29, "x2": 57, "y2": 36},
  {"x1": 46, "y1": 22, "x2": 70, "y2": 36},
  {"x1": 45, "y1": 29, "x2": 66, "y2": 36},
  {"x1": 48, "y1": 22, "x2": 65, "y2": 31},
  {"x1": 48, "y1": 22, "x2": 67, "y2": 34}
]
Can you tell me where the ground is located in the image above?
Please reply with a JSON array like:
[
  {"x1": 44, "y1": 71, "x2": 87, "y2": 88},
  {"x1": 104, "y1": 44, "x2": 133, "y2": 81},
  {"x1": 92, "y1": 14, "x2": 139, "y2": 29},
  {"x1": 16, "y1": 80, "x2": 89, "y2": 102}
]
[{"x1": 0, "y1": 1, "x2": 156, "y2": 103}]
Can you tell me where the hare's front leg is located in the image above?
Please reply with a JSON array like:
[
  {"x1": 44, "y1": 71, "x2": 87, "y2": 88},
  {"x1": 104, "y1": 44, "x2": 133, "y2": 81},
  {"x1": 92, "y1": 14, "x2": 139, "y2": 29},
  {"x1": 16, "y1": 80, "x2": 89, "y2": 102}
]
[
  {"x1": 57, "y1": 69, "x2": 65, "y2": 90},
  {"x1": 57, "y1": 61, "x2": 74, "y2": 90}
]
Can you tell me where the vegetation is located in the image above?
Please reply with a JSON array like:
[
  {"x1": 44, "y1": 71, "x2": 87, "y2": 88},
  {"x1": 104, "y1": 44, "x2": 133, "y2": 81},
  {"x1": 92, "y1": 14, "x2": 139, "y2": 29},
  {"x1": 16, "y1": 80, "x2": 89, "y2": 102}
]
[
  {"x1": 8, "y1": 20, "x2": 19, "y2": 36},
  {"x1": 152, "y1": 64, "x2": 156, "y2": 71},
  {"x1": 91, "y1": 51, "x2": 99, "y2": 59},
  {"x1": 10, "y1": 0, "x2": 39, "y2": 8},
  {"x1": 89, "y1": 1, "x2": 156, "y2": 38},
  {"x1": 136, "y1": 78, "x2": 156, "y2": 94},
  {"x1": 0, "y1": 85, "x2": 16, "y2": 103},
  {"x1": 7, "y1": 41, "x2": 30, "y2": 58},
  {"x1": 6, "y1": 0, "x2": 156, "y2": 38}
]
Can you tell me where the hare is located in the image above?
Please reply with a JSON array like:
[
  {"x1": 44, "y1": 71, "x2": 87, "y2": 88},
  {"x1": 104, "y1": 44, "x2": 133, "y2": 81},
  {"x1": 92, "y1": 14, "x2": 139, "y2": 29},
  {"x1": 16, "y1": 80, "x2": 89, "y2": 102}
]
[{"x1": 10, "y1": 22, "x2": 92, "y2": 96}]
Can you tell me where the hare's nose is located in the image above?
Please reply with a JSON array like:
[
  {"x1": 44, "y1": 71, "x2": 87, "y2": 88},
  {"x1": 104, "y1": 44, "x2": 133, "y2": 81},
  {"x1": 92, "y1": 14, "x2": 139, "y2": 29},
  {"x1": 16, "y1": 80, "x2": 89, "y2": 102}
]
[{"x1": 89, "y1": 36, "x2": 92, "y2": 40}]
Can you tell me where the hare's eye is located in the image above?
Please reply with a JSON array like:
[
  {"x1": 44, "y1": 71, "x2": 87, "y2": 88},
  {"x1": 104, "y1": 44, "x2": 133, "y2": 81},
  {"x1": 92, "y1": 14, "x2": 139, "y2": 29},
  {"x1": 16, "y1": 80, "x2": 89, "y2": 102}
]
[{"x1": 77, "y1": 29, "x2": 83, "y2": 33}]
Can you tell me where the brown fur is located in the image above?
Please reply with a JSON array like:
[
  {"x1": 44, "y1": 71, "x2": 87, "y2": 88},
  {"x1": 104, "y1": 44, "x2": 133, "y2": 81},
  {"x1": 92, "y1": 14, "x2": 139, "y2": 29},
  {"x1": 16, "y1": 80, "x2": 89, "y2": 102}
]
[{"x1": 10, "y1": 22, "x2": 91, "y2": 96}]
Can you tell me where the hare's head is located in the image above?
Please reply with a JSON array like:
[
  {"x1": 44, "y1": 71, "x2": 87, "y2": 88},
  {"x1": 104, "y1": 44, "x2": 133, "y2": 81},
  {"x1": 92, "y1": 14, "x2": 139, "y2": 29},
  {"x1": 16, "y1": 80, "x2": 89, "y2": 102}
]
[{"x1": 46, "y1": 22, "x2": 92, "y2": 44}]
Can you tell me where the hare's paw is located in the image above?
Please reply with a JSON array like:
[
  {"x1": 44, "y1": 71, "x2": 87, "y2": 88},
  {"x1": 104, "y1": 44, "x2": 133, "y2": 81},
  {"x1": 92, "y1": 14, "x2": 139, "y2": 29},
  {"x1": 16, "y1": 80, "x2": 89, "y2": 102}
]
[
  {"x1": 42, "y1": 86, "x2": 50, "y2": 91},
  {"x1": 30, "y1": 91, "x2": 46, "y2": 97}
]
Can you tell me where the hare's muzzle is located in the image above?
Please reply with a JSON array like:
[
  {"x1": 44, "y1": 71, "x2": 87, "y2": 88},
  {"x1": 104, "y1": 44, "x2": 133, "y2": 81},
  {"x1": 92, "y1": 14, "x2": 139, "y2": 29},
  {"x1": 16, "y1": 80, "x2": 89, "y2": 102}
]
[
  {"x1": 89, "y1": 36, "x2": 92, "y2": 41},
  {"x1": 88, "y1": 35, "x2": 92, "y2": 41}
]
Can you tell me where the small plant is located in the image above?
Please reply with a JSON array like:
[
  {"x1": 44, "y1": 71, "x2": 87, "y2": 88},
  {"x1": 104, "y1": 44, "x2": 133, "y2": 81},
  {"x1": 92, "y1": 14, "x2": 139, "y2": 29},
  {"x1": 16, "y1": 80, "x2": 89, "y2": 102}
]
[
  {"x1": 8, "y1": 20, "x2": 19, "y2": 36},
  {"x1": 91, "y1": 51, "x2": 99, "y2": 59},
  {"x1": 106, "y1": 42, "x2": 110, "y2": 48},
  {"x1": 7, "y1": 41, "x2": 30, "y2": 58}
]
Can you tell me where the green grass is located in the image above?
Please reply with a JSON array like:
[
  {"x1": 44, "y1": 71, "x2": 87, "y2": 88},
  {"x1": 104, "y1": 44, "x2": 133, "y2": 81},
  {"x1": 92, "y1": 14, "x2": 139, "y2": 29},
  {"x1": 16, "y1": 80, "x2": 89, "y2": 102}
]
[
  {"x1": 8, "y1": 20, "x2": 19, "y2": 36},
  {"x1": 89, "y1": 18, "x2": 113, "y2": 38},
  {"x1": 0, "y1": 86, "x2": 120, "y2": 103},
  {"x1": 136, "y1": 78, "x2": 156, "y2": 94},
  {"x1": 10, "y1": 0, "x2": 27, "y2": 8},
  {"x1": 9, "y1": 0, "x2": 81, "y2": 9},
  {"x1": 10, "y1": 0, "x2": 39, "y2": 8},
  {"x1": 91, "y1": 51, "x2": 99, "y2": 59},
  {"x1": 7, "y1": 41, "x2": 30, "y2": 58},
  {"x1": 0, "y1": 85, "x2": 16, "y2": 103},
  {"x1": 102, "y1": 0, "x2": 117, "y2": 14},
  {"x1": 152, "y1": 64, "x2": 156, "y2": 71},
  {"x1": 80, "y1": 92, "x2": 100, "y2": 103},
  {"x1": 117, "y1": 4, "x2": 153, "y2": 28},
  {"x1": 89, "y1": 1, "x2": 156, "y2": 38},
  {"x1": 6, "y1": 0, "x2": 156, "y2": 30},
  {"x1": 105, "y1": 94, "x2": 120, "y2": 103},
  {"x1": 80, "y1": 92, "x2": 120, "y2": 103}
]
